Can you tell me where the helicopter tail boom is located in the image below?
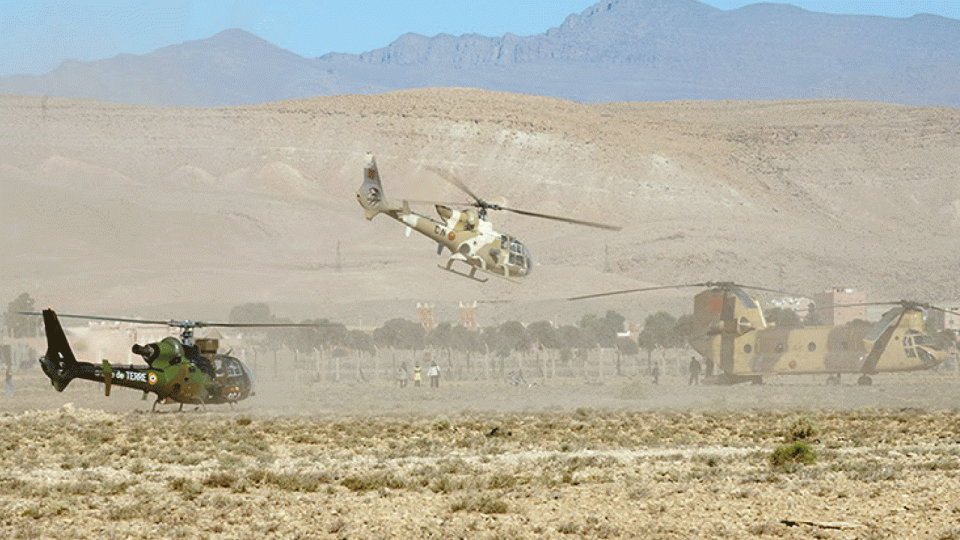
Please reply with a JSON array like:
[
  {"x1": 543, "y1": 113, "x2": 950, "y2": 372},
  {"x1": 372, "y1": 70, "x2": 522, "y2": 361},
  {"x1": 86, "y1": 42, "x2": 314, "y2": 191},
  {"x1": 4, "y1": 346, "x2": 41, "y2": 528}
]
[
  {"x1": 357, "y1": 153, "x2": 402, "y2": 219},
  {"x1": 38, "y1": 308, "x2": 82, "y2": 392}
]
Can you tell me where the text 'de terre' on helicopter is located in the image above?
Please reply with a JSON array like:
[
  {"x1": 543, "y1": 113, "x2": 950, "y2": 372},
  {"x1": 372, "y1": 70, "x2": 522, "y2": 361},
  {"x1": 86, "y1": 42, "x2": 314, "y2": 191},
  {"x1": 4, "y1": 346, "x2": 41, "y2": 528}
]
[
  {"x1": 570, "y1": 282, "x2": 953, "y2": 385},
  {"x1": 27, "y1": 308, "x2": 321, "y2": 411},
  {"x1": 356, "y1": 153, "x2": 621, "y2": 282}
]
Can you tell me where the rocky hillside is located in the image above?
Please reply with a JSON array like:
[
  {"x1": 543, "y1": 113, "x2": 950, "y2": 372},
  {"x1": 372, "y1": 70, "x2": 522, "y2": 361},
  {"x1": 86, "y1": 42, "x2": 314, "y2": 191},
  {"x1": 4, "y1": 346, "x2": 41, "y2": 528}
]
[
  {"x1": 1, "y1": 89, "x2": 958, "y2": 324},
  {"x1": 2, "y1": 0, "x2": 960, "y2": 107}
]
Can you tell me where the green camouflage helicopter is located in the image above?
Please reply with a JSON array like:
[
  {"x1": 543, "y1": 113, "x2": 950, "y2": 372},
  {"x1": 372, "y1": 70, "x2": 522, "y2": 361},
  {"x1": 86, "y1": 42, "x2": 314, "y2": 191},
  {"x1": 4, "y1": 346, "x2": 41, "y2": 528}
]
[{"x1": 30, "y1": 308, "x2": 315, "y2": 410}]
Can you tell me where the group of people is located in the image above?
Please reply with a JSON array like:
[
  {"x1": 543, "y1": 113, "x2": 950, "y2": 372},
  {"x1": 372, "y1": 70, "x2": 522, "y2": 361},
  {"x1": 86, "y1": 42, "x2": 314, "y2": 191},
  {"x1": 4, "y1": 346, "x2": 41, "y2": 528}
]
[{"x1": 397, "y1": 360, "x2": 441, "y2": 388}]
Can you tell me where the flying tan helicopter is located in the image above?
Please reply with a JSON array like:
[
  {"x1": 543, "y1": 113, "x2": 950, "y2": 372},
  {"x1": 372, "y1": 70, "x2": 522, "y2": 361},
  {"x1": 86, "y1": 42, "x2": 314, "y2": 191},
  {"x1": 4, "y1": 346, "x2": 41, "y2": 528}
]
[
  {"x1": 28, "y1": 308, "x2": 318, "y2": 410},
  {"x1": 571, "y1": 282, "x2": 953, "y2": 385},
  {"x1": 356, "y1": 153, "x2": 621, "y2": 282}
]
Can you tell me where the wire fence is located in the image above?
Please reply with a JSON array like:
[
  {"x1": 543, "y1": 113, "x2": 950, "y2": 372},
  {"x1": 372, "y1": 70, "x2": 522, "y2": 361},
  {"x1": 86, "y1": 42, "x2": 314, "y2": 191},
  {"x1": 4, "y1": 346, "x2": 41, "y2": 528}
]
[{"x1": 237, "y1": 346, "x2": 703, "y2": 385}]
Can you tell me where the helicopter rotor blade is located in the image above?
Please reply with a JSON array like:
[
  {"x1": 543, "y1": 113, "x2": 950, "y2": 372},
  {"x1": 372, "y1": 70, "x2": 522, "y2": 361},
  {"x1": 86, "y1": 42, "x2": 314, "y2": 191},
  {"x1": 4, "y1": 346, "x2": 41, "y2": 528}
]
[
  {"x1": 191, "y1": 322, "x2": 335, "y2": 329},
  {"x1": 424, "y1": 166, "x2": 484, "y2": 205},
  {"x1": 861, "y1": 308, "x2": 907, "y2": 375},
  {"x1": 19, "y1": 311, "x2": 172, "y2": 326},
  {"x1": 568, "y1": 281, "x2": 801, "y2": 301},
  {"x1": 19, "y1": 311, "x2": 336, "y2": 329},
  {"x1": 813, "y1": 300, "x2": 960, "y2": 318},
  {"x1": 403, "y1": 198, "x2": 473, "y2": 207},
  {"x1": 569, "y1": 283, "x2": 708, "y2": 301},
  {"x1": 500, "y1": 206, "x2": 622, "y2": 231}
]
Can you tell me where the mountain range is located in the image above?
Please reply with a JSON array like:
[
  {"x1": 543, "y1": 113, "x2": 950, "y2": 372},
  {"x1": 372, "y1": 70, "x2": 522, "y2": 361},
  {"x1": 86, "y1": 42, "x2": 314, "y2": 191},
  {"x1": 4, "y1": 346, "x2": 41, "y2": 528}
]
[{"x1": 2, "y1": 0, "x2": 959, "y2": 107}]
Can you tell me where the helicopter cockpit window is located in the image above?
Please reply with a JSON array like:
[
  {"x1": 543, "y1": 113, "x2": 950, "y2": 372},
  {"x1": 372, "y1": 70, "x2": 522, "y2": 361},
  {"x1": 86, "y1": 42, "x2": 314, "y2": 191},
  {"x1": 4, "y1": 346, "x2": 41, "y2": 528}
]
[
  {"x1": 224, "y1": 360, "x2": 243, "y2": 378},
  {"x1": 501, "y1": 235, "x2": 508, "y2": 249},
  {"x1": 508, "y1": 239, "x2": 530, "y2": 270}
]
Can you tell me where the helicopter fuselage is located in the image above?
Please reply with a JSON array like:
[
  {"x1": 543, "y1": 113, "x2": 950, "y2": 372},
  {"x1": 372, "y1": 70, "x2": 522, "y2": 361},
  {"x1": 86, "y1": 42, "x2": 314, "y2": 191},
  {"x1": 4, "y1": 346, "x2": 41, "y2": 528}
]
[
  {"x1": 37, "y1": 309, "x2": 253, "y2": 408},
  {"x1": 689, "y1": 288, "x2": 947, "y2": 382},
  {"x1": 357, "y1": 154, "x2": 533, "y2": 281}
]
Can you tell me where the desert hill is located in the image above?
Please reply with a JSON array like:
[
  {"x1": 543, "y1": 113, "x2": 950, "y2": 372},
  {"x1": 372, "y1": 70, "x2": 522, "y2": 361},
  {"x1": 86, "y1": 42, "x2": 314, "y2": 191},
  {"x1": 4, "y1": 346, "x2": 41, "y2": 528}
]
[{"x1": 1, "y1": 89, "x2": 959, "y2": 325}]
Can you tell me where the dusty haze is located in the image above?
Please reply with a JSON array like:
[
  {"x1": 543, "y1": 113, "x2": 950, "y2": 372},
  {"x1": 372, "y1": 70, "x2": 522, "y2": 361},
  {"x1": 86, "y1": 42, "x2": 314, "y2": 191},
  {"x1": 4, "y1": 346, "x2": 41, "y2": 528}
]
[{"x1": 2, "y1": 89, "x2": 960, "y2": 325}]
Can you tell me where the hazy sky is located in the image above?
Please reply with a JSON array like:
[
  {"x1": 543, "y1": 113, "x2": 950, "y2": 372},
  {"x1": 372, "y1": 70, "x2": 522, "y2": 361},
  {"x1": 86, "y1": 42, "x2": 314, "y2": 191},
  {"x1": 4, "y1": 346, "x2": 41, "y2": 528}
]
[{"x1": 2, "y1": 1, "x2": 958, "y2": 75}]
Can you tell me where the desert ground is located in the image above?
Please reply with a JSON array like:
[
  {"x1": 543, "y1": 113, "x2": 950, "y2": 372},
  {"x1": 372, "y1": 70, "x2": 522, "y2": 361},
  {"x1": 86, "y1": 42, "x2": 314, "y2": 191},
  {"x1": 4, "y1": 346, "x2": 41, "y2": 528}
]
[
  {"x1": 2, "y1": 90, "x2": 960, "y2": 324},
  {"x1": 2, "y1": 365, "x2": 960, "y2": 539},
  {"x1": 2, "y1": 89, "x2": 960, "y2": 538}
]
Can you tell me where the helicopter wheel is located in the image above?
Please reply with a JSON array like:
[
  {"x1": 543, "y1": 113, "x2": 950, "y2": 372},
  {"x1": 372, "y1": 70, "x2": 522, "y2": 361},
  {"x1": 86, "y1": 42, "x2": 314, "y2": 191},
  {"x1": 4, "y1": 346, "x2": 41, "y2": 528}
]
[
  {"x1": 857, "y1": 375, "x2": 872, "y2": 386},
  {"x1": 826, "y1": 374, "x2": 841, "y2": 386}
]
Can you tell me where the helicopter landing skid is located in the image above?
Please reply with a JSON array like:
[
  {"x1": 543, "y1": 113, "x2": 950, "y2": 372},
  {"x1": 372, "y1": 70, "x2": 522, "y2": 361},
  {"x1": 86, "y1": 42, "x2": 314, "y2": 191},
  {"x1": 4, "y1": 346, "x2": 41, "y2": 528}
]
[{"x1": 438, "y1": 261, "x2": 489, "y2": 283}]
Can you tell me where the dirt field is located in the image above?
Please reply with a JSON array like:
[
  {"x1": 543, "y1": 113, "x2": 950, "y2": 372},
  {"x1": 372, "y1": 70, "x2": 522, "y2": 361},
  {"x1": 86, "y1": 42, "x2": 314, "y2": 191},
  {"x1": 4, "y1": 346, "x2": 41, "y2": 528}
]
[
  {"x1": 3, "y1": 367, "x2": 960, "y2": 540},
  {"x1": 3, "y1": 88, "x2": 960, "y2": 539}
]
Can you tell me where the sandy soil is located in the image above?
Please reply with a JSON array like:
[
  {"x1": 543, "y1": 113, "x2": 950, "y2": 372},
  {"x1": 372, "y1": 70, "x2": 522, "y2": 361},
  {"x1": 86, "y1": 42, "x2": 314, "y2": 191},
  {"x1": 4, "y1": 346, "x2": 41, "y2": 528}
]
[
  {"x1": 2, "y1": 88, "x2": 960, "y2": 538},
  {"x1": 3, "y1": 368, "x2": 960, "y2": 539}
]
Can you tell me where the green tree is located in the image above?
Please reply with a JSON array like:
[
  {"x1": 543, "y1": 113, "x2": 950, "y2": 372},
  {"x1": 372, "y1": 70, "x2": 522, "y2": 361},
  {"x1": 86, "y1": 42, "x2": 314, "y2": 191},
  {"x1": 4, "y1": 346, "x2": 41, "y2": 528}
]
[
  {"x1": 765, "y1": 307, "x2": 801, "y2": 328},
  {"x1": 579, "y1": 311, "x2": 627, "y2": 347},
  {"x1": 638, "y1": 311, "x2": 681, "y2": 349},
  {"x1": 229, "y1": 302, "x2": 272, "y2": 324},
  {"x1": 373, "y1": 318, "x2": 425, "y2": 350},
  {"x1": 427, "y1": 322, "x2": 454, "y2": 350},
  {"x1": 5, "y1": 293, "x2": 39, "y2": 338},
  {"x1": 527, "y1": 320, "x2": 560, "y2": 349},
  {"x1": 291, "y1": 319, "x2": 347, "y2": 353},
  {"x1": 346, "y1": 329, "x2": 375, "y2": 354},
  {"x1": 482, "y1": 321, "x2": 530, "y2": 357},
  {"x1": 449, "y1": 325, "x2": 482, "y2": 353}
]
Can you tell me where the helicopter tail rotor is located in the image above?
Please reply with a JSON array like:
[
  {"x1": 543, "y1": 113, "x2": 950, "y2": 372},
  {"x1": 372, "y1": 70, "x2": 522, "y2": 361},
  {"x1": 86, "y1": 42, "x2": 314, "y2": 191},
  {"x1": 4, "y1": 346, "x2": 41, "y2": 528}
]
[
  {"x1": 357, "y1": 153, "x2": 402, "y2": 220},
  {"x1": 37, "y1": 309, "x2": 81, "y2": 392}
]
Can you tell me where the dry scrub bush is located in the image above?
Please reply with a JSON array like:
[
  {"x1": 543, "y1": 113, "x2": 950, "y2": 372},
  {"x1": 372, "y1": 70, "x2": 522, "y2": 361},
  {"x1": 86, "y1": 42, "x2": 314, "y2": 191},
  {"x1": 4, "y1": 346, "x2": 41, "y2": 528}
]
[
  {"x1": 786, "y1": 417, "x2": 818, "y2": 442},
  {"x1": 340, "y1": 471, "x2": 407, "y2": 492},
  {"x1": 770, "y1": 442, "x2": 816, "y2": 470},
  {"x1": 450, "y1": 493, "x2": 510, "y2": 514},
  {"x1": 168, "y1": 477, "x2": 204, "y2": 500},
  {"x1": 248, "y1": 469, "x2": 332, "y2": 492}
]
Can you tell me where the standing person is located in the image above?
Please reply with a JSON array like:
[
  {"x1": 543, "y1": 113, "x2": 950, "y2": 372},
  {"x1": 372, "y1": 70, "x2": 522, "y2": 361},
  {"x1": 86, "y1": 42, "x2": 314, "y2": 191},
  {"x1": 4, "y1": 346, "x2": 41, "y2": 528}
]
[
  {"x1": 652, "y1": 362, "x2": 660, "y2": 385},
  {"x1": 413, "y1": 364, "x2": 422, "y2": 387},
  {"x1": 688, "y1": 356, "x2": 701, "y2": 386},
  {"x1": 428, "y1": 361, "x2": 440, "y2": 388},
  {"x1": 397, "y1": 363, "x2": 409, "y2": 388},
  {"x1": 4, "y1": 365, "x2": 12, "y2": 396}
]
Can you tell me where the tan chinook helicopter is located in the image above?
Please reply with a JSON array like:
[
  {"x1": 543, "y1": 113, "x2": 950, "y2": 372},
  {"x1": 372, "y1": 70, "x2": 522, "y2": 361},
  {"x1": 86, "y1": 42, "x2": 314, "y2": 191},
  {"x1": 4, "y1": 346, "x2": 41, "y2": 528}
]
[
  {"x1": 572, "y1": 282, "x2": 954, "y2": 385},
  {"x1": 357, "y1": 153, "x2": 620, "y2": 282}
]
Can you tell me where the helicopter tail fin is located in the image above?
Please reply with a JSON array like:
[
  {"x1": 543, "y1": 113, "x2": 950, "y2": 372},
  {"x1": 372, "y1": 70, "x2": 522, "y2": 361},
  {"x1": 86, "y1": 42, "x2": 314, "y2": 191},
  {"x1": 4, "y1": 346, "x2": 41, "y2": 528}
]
[
  {"x1": 38, "y1": 308, "x2": 80, "y2": 392},
  {"x1": 357, "y1": 153, "x2": 400, "y2": 219}
]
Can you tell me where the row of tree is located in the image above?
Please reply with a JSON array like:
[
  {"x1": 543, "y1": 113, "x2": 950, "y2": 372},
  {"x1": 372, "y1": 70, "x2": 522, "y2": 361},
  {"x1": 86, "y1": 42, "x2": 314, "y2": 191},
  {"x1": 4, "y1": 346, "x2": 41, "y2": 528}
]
[
  {"x1": 228, "y1": 302, "x2": 697, "y2": 357},
  {"x1": 2, "y1": 294, "x2": 697, "y2": 356}
]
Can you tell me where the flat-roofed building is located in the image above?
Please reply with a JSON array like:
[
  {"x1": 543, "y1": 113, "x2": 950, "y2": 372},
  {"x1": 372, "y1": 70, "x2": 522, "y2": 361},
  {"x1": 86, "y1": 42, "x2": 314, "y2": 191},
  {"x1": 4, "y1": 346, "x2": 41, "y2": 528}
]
[{"x1": 813, "y1": 288, "x2": 866, "y2": 326}]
